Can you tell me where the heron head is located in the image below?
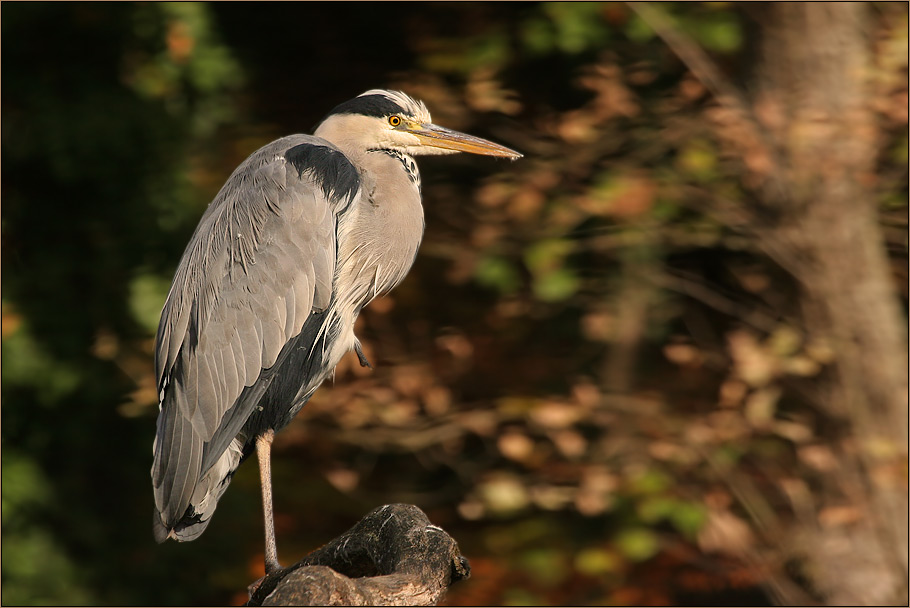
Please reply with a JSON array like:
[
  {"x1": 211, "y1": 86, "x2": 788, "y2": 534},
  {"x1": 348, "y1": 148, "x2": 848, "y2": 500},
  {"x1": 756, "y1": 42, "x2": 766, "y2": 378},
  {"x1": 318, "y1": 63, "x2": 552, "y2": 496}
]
[{"x1": 314, "y1": 89, "x2": 522, "y2": 159}]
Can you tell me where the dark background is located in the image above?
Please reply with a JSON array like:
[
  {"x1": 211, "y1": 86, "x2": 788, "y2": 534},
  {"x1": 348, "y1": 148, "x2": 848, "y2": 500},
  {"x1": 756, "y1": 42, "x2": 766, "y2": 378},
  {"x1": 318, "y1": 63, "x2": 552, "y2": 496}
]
[{"x1": 3, "y1": 3, "x2": 907, "y2": 606}]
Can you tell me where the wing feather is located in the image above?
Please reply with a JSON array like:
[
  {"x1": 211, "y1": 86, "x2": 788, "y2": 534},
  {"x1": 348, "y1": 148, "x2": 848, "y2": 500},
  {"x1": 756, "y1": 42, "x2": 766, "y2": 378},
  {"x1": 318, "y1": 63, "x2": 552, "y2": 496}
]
[
  {"x1": 220, "y1": 339, "x2": 240, "y2": 401},
  {"x1": 283, "y1": 284, "x2": 297, "y2": 340},
  {"x1": 151, "y1": 134, "x2": 360, "y2": 536}
]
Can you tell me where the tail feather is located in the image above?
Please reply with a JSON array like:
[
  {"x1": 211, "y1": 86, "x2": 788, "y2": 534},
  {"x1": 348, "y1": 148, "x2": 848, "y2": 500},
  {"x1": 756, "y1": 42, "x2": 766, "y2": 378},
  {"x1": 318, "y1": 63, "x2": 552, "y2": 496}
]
[
  {"x1": 153, "y1": 507, "x2": 210, "y2": 543},
  {"x1": 152, "y1": 437, "x2": 244, "y2": 542}
]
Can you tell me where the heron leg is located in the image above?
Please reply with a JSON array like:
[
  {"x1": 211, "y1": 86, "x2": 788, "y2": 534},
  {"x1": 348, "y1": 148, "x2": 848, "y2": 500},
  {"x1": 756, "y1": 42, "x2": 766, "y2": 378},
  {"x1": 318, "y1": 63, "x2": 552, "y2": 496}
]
[{"x1": 256, "y1": 429, "x2": 282, "y2": 575}]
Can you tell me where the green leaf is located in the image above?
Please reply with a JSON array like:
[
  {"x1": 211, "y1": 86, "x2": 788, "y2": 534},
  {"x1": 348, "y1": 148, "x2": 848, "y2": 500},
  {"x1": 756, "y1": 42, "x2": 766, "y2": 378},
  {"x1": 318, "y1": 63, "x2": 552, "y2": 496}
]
[
  {"x1": 677, "y1": 139, "x2": 718, "y2": 183},
  {"x1": 542, "y1": 2, "x2": 610, "y2": 54},
  {"x1": 475, "y1": 255, "x2": 521, "y2": 294},
  {"x1": 625, "y1": 13, "x2": 656, "y2": 43},
  {"x1": 467, "y1": 34, "x2": 512, "y2": 70},
  {"x1": 637, "y1": 496, "x2": 677, "y2": 523},
  {"x1": 615, "y1": 527, "x2": 660, "y2": 562},
  {"x1": 520, "y1": 17, "x2": 555, "y2": 55},
  {"x1": 1, "y1": 320, "x2": 80, "y2": 406},
  {"x1": 1, "y1": 530, "x2": 95, "y2": 605},
  {"x1": 669, "y1": 502, "x2": 707, "y2": 539},
  {"x1": 629, "y1": 469, "x2": 670, "y2": 494},
  {"x1": 651, "y1": 199, "x2": 681, "y2": 221},
  {"x1": 503, "y1": 588, "x2": 545, "y2": 606},
  {"x1": 129, "y1": 272, "x2": 173, "y2": 334},
  {"x1": 1, "y1": 452, "x2": 52, "y2": 524},
  {"x1": 518, "y1": 548, "x2": 568, "y2": 587},
  {"x1": 892, "y1": 133, "x2": 908, "y2": 165},
  {"x1": 533, "y1": 269, "x2": 580, "y2": 302},
  {"x1": 575, "y1": 547, "x2": 621, "y2": 575},
  {"x1": 524, "y1": 238, "x2": 574, "y2": 275},
  {"x1": 679, "y1": 12, "x2": 742, "y2": 53},
  {"x1": 768, "y1": 325, "x2": 802, "y2": 357}
]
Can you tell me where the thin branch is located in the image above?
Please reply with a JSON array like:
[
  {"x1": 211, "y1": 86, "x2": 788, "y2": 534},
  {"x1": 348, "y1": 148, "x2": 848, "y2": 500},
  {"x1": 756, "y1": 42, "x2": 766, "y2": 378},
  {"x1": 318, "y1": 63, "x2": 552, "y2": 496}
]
[
  {"x1": 627, "y1": 2, "x2": 754, "y2": 120},
  {"x1": 628, "y1": 2, "x2": 786, "y2": 198},
  {"x1": 652, "y1": 270, "x2": 781, "y2": 333}
]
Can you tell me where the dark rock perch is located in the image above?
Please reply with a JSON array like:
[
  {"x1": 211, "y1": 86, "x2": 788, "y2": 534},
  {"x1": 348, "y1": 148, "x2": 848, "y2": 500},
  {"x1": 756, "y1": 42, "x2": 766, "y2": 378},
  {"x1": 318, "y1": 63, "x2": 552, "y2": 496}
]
[{"x1": 245, "y1": 504, "x2": 471, "y2": 606}]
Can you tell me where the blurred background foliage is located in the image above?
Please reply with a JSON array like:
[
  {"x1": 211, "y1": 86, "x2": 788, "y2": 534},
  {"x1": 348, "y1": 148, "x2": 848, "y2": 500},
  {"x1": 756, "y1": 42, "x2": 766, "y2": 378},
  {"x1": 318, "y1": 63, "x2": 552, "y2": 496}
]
[{"x1": 2, "y1": 2, "x2": 907, "y2": 606}]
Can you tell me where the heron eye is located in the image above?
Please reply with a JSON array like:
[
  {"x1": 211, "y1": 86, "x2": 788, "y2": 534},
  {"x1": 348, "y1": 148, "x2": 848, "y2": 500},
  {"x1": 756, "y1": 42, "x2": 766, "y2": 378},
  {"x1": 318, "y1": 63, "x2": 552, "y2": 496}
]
[{"x1": 388, "y1": 115, "x2": 402, "y2": 127}]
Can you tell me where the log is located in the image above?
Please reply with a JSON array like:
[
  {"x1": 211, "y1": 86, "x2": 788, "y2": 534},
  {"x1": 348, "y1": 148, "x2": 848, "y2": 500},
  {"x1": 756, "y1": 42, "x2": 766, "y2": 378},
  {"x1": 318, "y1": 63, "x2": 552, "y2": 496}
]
[{"x1": 245, "y1": 504, "x2": 470, "y2": 606}]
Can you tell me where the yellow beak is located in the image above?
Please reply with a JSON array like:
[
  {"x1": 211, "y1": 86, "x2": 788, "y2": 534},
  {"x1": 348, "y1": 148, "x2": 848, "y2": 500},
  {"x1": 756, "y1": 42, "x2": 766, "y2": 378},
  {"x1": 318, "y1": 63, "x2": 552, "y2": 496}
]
[{"x1": 407, "y1": 123, "x2": 522, "y2": 159}]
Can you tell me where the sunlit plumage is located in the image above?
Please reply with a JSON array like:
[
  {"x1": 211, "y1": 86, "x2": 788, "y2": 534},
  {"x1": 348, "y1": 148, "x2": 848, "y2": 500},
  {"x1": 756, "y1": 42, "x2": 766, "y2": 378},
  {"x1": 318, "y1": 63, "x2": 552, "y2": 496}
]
[{"x1": 151, "y1": 89, "x2": 520, "y2": 573}]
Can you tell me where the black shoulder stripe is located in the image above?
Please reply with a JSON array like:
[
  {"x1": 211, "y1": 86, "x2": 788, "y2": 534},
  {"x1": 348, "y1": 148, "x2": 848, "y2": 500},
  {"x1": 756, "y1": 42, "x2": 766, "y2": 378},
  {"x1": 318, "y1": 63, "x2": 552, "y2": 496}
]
[
  {"x1": 284, "y1": 144, "x2": 360, "y2": 205},
  {"x1": 322, "y1": 94, "x2": 404, "y2": 120}
]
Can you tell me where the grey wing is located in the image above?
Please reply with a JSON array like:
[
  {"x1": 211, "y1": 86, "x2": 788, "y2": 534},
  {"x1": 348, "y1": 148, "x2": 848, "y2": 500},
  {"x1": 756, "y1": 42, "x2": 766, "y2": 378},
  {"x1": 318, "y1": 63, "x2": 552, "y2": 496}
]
[{"x1": 151, "y1": 135, "x2": 355, "y2": 533}]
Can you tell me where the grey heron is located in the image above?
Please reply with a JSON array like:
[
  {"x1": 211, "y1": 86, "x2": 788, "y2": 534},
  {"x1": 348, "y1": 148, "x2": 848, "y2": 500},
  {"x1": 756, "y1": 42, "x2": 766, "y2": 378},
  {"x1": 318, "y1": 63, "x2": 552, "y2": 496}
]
[{"x1": 151, "y1": 89, "x2": 521, "y2": 574}]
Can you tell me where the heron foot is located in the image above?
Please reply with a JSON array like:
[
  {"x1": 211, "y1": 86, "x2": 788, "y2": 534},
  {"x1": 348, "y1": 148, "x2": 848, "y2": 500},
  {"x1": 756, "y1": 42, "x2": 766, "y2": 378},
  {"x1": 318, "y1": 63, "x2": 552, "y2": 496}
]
[
  {"x1": 246, "y1": 561, "x2": 284, "y2": 602},
  {"x1": 354, "y1": 341, "x2": 372, "y2": 368},
  {"x1": 247, "y1": 574, "x2": 267, "y2": 597}
]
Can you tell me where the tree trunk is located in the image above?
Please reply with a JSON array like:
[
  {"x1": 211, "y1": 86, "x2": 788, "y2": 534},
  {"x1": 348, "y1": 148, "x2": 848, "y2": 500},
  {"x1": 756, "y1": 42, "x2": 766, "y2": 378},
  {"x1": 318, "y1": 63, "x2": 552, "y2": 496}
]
[{"x1": 748, "y1": 3, "x2": 908, "y2": 604}]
